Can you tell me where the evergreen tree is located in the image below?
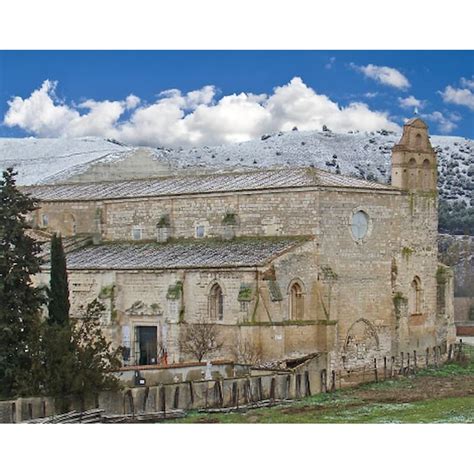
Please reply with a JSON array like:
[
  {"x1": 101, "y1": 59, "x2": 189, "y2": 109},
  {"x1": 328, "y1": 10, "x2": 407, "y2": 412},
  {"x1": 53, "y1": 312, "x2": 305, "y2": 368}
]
[
  {"x1": 69, "y1": 300, "x2": 122, "y2": 410},
  {"x1": 48, "y1": 233, "x2": 70, "y2": 325},
  {"x1": 0, "y1": 167, "x2": 45, "y2": 398}
]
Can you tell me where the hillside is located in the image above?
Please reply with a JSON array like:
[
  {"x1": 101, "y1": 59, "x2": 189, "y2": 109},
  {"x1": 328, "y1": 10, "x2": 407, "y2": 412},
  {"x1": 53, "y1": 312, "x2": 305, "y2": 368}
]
[{"x1": 0, "y1": 129, "x2": 473, "y2": 234}]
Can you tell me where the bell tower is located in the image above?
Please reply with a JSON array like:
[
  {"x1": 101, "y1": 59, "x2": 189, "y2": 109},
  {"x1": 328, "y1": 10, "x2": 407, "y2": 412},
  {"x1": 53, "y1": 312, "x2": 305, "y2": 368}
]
[{"x1": 391, "y1": 118, "x2": 437, "y2": 192}]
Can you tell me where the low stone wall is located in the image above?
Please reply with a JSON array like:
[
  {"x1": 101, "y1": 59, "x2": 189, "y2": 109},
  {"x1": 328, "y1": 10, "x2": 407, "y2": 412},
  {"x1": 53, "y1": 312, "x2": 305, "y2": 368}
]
[
  {"x1": 117, "y1": 361, "x2": 249, "y2": 386},
  {"x1": 0, "y1": 355, "x2": 326, "y2": 423},
  {"x1": 0, "y1": 345, "x2": 458, "y2": 423},
  {"x1": 333, "y1": 343, "x2": 452, "y2": 390}
]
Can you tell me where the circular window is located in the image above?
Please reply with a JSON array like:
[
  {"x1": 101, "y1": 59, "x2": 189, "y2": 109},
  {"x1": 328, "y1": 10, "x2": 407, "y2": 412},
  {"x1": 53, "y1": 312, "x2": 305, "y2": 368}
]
[{"x1": 351, "y1": 211, "x2": 369, "y2": 240}]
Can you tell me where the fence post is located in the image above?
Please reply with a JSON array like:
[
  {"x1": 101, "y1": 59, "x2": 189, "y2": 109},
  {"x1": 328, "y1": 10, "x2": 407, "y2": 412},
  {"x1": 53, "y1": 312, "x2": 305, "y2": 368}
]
[
  {"x1": 173, "y1": 386, "x2": 180, "y2": 409},
  {"x1": 188, "y1": 381, "x2": 194, "y2": 407},
  {"x1": 320, "y1": 369, "x2": 327, "y2": 393},
  {"x1": 305, "y1": 371, "x2": 311, "y2": 396},
  {"x1": 373, "y1": 358, "x2": 378, "y2": 383},
  {"x1": 232, "y1": 381, "x2": 238, "y2": 406},
  {"x1": 330, "y1": 370, "x2": 336, "y2": 392},
  {"x1": 413, "y1": 350, "x2": 417, "y2": 373},
  {"x1": 159, "y1": 385, "x2": 166, "y2": 413},
  {"x1": 270, "y1": 377, "x2": 276, "y2": 404}
]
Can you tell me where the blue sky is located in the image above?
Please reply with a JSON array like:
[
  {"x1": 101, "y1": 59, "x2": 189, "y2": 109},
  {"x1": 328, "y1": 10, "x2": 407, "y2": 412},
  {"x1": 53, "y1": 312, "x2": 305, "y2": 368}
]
[{"x1": 0, "y1": 50, "x2": 473, "y2": 146}]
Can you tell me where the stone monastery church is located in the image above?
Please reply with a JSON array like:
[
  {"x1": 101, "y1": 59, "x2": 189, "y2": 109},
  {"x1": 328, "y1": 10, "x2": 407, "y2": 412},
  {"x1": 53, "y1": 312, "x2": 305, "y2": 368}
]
[{"x1": 26, "y1": 118, "x2": 456, "y2": 371}]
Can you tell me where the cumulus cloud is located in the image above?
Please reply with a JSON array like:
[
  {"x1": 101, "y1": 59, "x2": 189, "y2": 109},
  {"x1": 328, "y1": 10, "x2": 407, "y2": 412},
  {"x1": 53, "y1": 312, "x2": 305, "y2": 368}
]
[
  {"x1": 421, "y1": 111, "x2": 461, "y2": 134},
  {"x1": 460, "y1": 76, "x2": 474, "y2": 89},
  {"x1": 440, "y1": 85, "x2": 474, "y2": 111},
  {"x1": 352, "y1": 63, "x2": 410, "y2": 90},
  {"x1": 398, "y1": 95, "x2": 425, "y2": 110},
  {"x1": 3, "y1": 77, "x2": 400, "y2": 147}
]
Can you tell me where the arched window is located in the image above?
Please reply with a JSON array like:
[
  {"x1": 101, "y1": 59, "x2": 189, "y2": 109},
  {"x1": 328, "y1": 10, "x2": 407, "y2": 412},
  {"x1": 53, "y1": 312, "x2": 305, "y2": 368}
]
[
  {"x1": 209, "y1": 283, "x2": 224, "y2": 321},
  {"x1": 411, "y1": 277, "x2": 422, "y2": 314},
  {"x1": 289, "y1": 281, "x2": 304, "y2": 320},
  {"x1": 415, "y1": 133, "x2": 422, "y2": 148}
]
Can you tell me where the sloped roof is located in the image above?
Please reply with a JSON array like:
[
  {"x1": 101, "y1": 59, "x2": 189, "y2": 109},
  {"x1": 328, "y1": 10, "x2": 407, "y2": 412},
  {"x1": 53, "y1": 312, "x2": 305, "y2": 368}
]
[
  {"x1": 43, "y1": 237, "x2": 311, "y2": 270},
  {"x1": 404, "y1": 118, "x2": 428, "y2": 128},
  {"x1": 23, "y1": 167, "x2": 395, "y2": 202}
]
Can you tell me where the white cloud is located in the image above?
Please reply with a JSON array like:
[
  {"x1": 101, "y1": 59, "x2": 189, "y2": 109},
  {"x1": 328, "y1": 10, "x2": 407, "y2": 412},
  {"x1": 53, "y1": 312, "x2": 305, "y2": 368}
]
[
  {"x1": 3, "y1": 77, "x2": 401, "y2": 147},
  {"x1": 325, "y1": 57, "x2": 336, "y2": 70},
  {"x1": 440, "y1": 85, "x2": 474, "y2": 111},
  {"x1": 352, "y1": 63, "x2": 410, "y2": 89},
  {"x1": 364, "y1": 92, "x2": 379, "y2": 98},
  {"x1": 398, "y1": 95, "x2": 424, "y2": 110},
  {"x1": 125, "y1": 95, "x2": 141, "y2": 110},
  {"x1": 460, "y1": 76, "x2": 474, "y2": 89},
  {"x1": 421, "y1": 111, "x2": 461, "y2": 134}
]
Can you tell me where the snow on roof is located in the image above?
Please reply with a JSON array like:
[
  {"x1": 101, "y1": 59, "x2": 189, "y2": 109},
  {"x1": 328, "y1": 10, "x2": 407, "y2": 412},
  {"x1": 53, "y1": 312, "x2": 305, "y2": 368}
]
[
  {"x1": 24, "y1": 167, "x2": 394, "y2": 201},
  {"x1": 0, "y1": 137, "x2": 132, "y2": 185},
  {"x1": 43, "y1": 237, "x2": 310, "y2": 270}
]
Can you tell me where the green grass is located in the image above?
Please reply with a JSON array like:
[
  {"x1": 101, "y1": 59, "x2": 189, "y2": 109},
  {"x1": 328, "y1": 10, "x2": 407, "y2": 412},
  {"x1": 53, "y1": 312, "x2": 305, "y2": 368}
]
[
  {"x1": 172, "y1": 348, "x2": 474, "y2": 424},
  {"x1": 176, "y1": 395, "x2": 474, "y2": 424}
]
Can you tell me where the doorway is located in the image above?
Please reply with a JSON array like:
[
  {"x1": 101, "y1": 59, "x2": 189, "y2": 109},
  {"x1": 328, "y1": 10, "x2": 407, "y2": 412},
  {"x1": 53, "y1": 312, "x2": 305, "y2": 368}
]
[{"x1": 135, "y1": 326, "x2": 158, "y2": 365}]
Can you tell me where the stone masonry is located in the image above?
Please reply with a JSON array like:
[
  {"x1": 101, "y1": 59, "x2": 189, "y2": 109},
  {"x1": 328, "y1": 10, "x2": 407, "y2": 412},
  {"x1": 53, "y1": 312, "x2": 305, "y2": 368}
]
[{"x1": 28, "y1": 118, "x2": 456, "y2": 372}]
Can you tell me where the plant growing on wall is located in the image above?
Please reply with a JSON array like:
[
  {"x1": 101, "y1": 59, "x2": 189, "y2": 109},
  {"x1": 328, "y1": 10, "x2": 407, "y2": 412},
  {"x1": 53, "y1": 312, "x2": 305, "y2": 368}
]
[
  {"x1": 222, "y1": 212, "x2": 237, "y2": 225},
  {"x1": 0, "y1": 167, "x2": 46, "y2": 398},
  {"x1": 179, "y1": 316, "x2": 223, "y2": 362}
]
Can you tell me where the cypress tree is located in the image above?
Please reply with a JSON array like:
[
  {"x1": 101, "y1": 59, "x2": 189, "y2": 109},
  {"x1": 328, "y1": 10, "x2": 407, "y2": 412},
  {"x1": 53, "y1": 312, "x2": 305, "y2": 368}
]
[
  {"x1": 0, "y1": 167, "x2": 45, "y2": 398},
  {"x1": 48, "y1": 233, "x2": 70, "y2": 325}
]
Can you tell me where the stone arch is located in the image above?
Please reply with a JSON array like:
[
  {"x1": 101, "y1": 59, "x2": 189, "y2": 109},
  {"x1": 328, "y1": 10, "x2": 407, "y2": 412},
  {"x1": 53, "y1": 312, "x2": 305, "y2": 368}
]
[
  {"x1": 407, "y1": 157, "x2": 418, "y2": 188},
  {"x1": 288, "y1": 279, "x2": 305, "y2": 320},
  {"x1": 421, "y1": 158, "x2": 433, "y2": 189},
  {"x1": 343, "y1": 318, "x2": 379, "y2": 357},
  {"x1": 209, "y1": 282, "x2": 224, "y2": 321}
]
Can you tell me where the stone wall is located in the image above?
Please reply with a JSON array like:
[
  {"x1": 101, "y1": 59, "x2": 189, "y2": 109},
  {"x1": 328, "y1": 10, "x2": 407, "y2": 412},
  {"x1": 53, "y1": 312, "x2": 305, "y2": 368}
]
[
  {"x1": 1, "y1": 347, "x2": 458, "y2": 423},
  {"x1": 454, "y1": 296, "x2": 474, "y2": 322},
  {"x1": 31, "y1": 165, "x2": 455, "y2": 370},
  {"x1": 0, "y1": 355, "x2": 327, "y2": 423}
]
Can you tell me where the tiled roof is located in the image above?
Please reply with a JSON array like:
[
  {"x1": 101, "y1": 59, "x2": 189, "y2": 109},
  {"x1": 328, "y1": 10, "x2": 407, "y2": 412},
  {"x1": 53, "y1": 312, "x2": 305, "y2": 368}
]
[
  {"x1": 43, "y1": 237, "x2": 310, "y2": 270},
  {"x1": 23, "y1": 167, "x2": 395, "y2": 202},
  {"x1": 39, "y1": 235, "x2": 92, "y2": 261}
]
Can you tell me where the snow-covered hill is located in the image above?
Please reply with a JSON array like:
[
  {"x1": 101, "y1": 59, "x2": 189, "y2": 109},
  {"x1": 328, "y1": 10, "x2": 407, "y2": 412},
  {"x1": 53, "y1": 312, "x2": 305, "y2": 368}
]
[
  {"x1": 159, "y1": 129, "x2": 473, "y2": 208},
  {"x1": 1, "y1": 129, "x2": 472, "y2": 211},
  {"x1": 0, "y1": 136, "x2": 132, "y2": 185}
]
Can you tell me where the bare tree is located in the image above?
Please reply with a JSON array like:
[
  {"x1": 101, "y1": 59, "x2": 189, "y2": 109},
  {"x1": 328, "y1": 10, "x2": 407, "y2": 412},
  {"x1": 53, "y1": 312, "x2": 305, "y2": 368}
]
[
  {"x1": 179, "y1": 317, "x2": 223, "y2": 362},
  {"x1": 231, "y1": 338, "x2": 262, "y2": 366}
]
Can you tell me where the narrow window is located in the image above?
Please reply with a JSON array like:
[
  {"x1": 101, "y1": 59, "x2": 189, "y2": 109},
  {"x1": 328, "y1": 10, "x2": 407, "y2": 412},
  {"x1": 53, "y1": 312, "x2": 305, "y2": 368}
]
[
  {"x1": 289, "y1": 281, "x2": 304, "y2": 320},
  {"x1": 411, "y1": 277, "x2": 422, "y2": 314},
  {"x1": 195, "y1": 225, "x2": 205, "y2": 238},
  {"x1": 132, "y1": 226, "x2": 143, "y2": 240},
  {"x1": 42, "y1": 214, "x2": 49, "y2": 227},
  {"x1": 209, "y1": 283, "x2": 224, "y2": 321}
]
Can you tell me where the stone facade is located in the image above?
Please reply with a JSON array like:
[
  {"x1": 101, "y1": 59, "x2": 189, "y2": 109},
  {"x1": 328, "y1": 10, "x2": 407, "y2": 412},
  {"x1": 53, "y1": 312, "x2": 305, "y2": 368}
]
[{"x1": 30, "y1": 118, "x2": 456, "y2": 372}]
